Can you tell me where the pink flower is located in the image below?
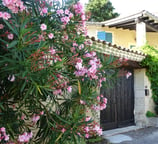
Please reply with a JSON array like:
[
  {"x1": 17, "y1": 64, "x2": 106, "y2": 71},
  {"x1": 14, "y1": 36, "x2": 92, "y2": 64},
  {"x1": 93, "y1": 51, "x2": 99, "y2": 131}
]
[
  {"x1": 53, "y1": 89, "x2": 62, "y2": 95},
  {"x1": 103, "y1": 98, "x2": 107, "y2": 104},
  {"x1": 61, "y1": 128, "x2": 66, "y2": 133},
  {"x1": 73, "y1": 42, "x2": 78, "y2": 47},
  {"x1": 85, "y1": 133, "x2": 89, "y2": 138},
  {"x1": 93, "y1": 126, "x2": 102, "y2": 136},
  {"x1": 49, "y1": 48, "x2": 56, "y2": 55},
  {"x1": 40, "y1": 23, "x2": 47, "y2": 31},
  {"x1": 74, "y1": 67, "x2": 87, "y2": 77},
  {"x1": 40, "y1": 111, "x2": 44, "y2": 115},
  {"x1": 48, "y1": 33, "x2": 54, "y2": 39},
  {"x1": 61, "y1": 16, "x2": 70, "y2": 24},
  {"x1": 126, "y1": 72, "x2": 132, "y2": 79},
  {"x1": 4, "y1": 134, "x2": 9, "y2": 141},
  {"x1": 77, "y1": 132, "x2": 81, "y2": 136},
  {"x1": 81, "y1": 14, "x2": 85, "y2": 20},
  {"x1": 21, "y1": 115, "x2": 25, "y2": 120},
  {"x1": 97, "y1": 96, "x2": 100, "y2": 101},
  {"x1": 32, "y1": 114, "x2": 40, "y2": 123},
  {"x1": 8, "y1": 75, "x2": 15, "y2": 82},
  {"x1": 18, "y1": 132, "x2": 33, "y2": 143},
  {"x1": 3, "y1": 12, "x2": 11, "y2": 20},
  {"x1": 75, "y1": 62, "x2": 83, "y2": 70},
  {"x1": 42, "y1": 7, "x2": 48, "y2": 14},
  {"x1": 67, "y1": 86, "x2": 72, "y2": 93},
  {"x1": 0, "y1": 24, "x2": 4, "y2": 29},
  {"x1": 80, "y1": 100, "x2": 86, "y2": 105},
  {"x1": 65, "y1": 9, "x2": 69, "y2": 15},
  {"x1": 79, "y1": 44, "x2": 84, "y2": 50},
  {"x1": 2, "y1": 0, "x2": 12, "y2": 6},
  {"x1": 62, "y1": 34, "x2": 68, "y2": 41},
  {"x1": 56, "y1": 9, "x2": 64, "y2": 15},
  {"x1": 0, "y1": 12, "x2": 3, "y2": 18},
  {"x1": 0, "y1": 127, "x2": 6, "y2": 133},
  {"x1": 84, "y1": 126, "x2": 89, "y2": 133},
  {"x1": 69, "y1": 13, "x2": 73, "y2": 18},
  {"x1": 8, "y1": 33, "x2": 14, "y2": 40},
  {"x1": 85, "y1": 116, "x2": 91, "y2": 122},
  {"x1": 100, "y1": 103, "x2": 106, "y2": 110},
  {"x1": 97, "y1": 128, "x2": 102, "y2": 136}
]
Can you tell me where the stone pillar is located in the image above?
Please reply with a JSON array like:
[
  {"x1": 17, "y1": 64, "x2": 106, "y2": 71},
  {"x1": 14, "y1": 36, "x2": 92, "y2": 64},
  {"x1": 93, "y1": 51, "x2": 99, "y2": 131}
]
[
  {"x1": 134, "y1": 68, "x2": 154, "y2": 127},
  {"x1": 136, "y1": 21, "x2": 146, "y2": 47}
]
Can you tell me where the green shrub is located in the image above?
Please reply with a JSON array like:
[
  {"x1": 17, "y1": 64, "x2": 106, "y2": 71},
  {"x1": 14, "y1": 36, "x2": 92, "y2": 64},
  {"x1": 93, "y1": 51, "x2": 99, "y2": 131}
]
[{"x1": 146, "y1": 111, "x2": 157, "y2": 117}]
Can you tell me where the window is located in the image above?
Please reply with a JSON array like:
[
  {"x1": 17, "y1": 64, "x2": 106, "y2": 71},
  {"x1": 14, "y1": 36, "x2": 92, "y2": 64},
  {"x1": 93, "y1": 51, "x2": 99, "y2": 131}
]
[
  {"x1": 130, "y1": 45, "x2": 136, "y2": 49},
  {"x1": 97, "y1": 31, "x2": 112, "y2": 43}
]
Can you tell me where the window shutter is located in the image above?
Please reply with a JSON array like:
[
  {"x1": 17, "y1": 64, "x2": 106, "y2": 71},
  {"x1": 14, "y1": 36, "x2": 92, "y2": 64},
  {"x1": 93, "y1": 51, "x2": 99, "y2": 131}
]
[
  {"x1": 130, "y1": 45, "x2": 136, "y2": 49},
  {"x1": 97, "y1": 31, "x2": 106, "y2": 41},
  {"x1": 106, "y1": 32, "x2": 112, "y2": 43}
]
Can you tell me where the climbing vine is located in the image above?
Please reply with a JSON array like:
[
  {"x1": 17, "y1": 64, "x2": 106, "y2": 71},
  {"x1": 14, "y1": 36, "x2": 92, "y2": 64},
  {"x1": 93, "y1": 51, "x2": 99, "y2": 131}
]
[{"x1": 141, "y1": 44, "x2": 158, "y2": 115}]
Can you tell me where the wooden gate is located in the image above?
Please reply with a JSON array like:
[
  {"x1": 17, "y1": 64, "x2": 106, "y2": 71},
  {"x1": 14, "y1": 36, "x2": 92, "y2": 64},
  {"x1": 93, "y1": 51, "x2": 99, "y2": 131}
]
[{"x1": 100, "y1": 70, "x2": 134, "y2": 130}]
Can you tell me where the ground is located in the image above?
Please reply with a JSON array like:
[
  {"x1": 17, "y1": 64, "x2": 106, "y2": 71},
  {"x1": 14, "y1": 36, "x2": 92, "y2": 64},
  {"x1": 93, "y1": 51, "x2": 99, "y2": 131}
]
[{"x1": 106, "y1": 127, "x2": 158, "y2": 144}]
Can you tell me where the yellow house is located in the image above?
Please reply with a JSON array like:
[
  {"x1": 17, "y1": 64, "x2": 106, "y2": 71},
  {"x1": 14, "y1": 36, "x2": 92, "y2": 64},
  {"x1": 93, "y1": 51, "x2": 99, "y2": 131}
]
[
  {"x1": 86, "y1": 10, "x2": 158, "y2": 131},
  {"x1": 87, "y1": 10, "x2": 158, "y2": 49}
]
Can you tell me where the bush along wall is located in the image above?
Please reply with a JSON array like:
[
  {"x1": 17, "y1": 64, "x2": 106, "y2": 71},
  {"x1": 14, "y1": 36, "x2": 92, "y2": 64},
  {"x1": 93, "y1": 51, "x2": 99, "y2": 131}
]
[
  {"x1": 141, "y1": 44, "x2": 158, "y2": 115},
  {"x1": 0, "y1": 0, "x2": 124, "y2": 143}
]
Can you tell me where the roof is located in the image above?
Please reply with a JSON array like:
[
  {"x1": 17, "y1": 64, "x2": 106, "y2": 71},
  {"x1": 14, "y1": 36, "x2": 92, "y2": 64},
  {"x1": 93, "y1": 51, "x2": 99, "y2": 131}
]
[
  {"x1": 87, "y1": 10, "x2": 158, "y2": 32},
  {"x1": 87, "y1": 36, "x2": 146, "y2": 62}
]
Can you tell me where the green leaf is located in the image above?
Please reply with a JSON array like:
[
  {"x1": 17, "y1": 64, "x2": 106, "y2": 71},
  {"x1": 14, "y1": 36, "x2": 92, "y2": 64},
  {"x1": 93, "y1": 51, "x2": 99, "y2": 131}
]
[
  {"x1": 7, "y1": 40, "x2": 18, "y2": 48},
  {"x1": 3, "y1": 20, "x2": 19, "y2": 36}
]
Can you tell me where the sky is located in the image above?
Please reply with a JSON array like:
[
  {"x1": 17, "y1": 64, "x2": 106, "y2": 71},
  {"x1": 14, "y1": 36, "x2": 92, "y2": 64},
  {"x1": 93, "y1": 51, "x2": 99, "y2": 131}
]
[{"x1": 80, "y1": 0, "x2": 158, "y2": 16}]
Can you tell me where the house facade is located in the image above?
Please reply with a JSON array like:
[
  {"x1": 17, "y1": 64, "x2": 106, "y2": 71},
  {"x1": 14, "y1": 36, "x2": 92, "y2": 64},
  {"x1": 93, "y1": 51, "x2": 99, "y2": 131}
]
[
  {"x1": 87, "y1": 10, "x2": 158, "y2": 49},
  {"x1": 86, "y1": 10, "x2": 158, "y2": 130}
]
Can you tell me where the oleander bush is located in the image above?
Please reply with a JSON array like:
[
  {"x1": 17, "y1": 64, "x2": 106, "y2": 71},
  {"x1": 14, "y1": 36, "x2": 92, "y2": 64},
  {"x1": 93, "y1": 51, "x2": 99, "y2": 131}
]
[{"x1": 0, "y1": 0, "x2": 124, "y2": 143}]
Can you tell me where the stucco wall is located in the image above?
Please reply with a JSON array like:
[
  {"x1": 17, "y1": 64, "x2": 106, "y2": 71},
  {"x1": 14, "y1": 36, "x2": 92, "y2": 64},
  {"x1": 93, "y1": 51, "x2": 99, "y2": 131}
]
[
  {"x1": 147, "y1": 32, "x2": 158, "y2": 48},
  {"x1": 87, "y1": 25, "x2": 158, "y2": 48}
]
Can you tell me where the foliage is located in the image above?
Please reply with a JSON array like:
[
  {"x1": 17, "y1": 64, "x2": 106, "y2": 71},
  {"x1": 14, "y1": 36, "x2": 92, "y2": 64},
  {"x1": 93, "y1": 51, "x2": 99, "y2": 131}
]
[
  {"x1": 86, "y1": 0, "x2": 119, "y2": 22},
  {"x1": 0, "y1": 0, "x2": 121, "y2": 143},
  {"x1": 86, "y1": 136, "x2": 103, "y2": 144},
  {"x1": 146, "y1": 111, "x2": 157, "y2": 117},
  {"x1": 141, "y1": 44, "x2": 158, "y2": 115}
]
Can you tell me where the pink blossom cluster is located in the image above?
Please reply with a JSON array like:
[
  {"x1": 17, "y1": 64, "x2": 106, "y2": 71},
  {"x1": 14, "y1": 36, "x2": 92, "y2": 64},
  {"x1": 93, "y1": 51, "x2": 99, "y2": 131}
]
[
  {"x1": 82, "y1": 120, "x2": 103, "y2": 138},
  {"x1": 73, "y1": 2, "x2": 84, "y2": 15},
  {"x1": 56, "y1": 9, "x2": 73, "y2": 25},
  {"x1": 87, "y1": 55, "x2": 101, "y2": 79},
  {"x1": 2, "y1": 0, "x2": 26, "y2": 13},
  {"x1": 0, "y1": 11, "x2": 11, "y2": 20},
  {"x1": 18, "y1": 132, "x2": 33, "y2": 143},
  {"x1": 0, "y1": 127, "x2": 9, "y2": 142},
  {"x1": 91, "y1": 94, "x2": 107, "y2": 111},
  {"x1": 73, "y1": 2, "x2": 87, "y2": 35},
  {"x1": 32, "y1": 111, "x2": 44, "y2": 124},
  {"x1": 93, "y1": 125, "x2": 102, "y2": 136},
  {"x1": 70, "y1": 42, "x2": 85, "y2": 53},
  {"x1": 74, "y1": 58, "x2": 87, "y2": 77},
  {"x1": 98, "y1": 77, "x2": 106, "y2": 87},
  {"x1": 51, "y1": 74, "x2": 72, "y2": 95},
  {"x1": 74, "y1": 52, "x2": 101, "y2": 79}
]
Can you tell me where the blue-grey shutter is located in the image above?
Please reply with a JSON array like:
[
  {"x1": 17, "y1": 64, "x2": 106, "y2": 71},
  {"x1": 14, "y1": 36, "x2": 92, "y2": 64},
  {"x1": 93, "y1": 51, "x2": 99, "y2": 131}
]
[
  {"x1": 106, "y1": 32, "x2": 112, "y2": 43},
  {"x1": 97, "y1": 31, "x2": 106, "y2": 41}
]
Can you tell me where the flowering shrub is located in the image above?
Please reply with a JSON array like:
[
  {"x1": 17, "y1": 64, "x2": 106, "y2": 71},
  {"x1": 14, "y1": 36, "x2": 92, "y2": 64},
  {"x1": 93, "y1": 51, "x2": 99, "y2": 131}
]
[{"x1": 0, "y1": 0, "x2": 121, "y2": 143}]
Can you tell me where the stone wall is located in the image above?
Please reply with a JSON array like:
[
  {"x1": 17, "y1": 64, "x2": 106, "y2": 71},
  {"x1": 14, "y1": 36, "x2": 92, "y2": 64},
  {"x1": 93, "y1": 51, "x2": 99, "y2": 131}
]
[{"x1": 134, "y1": 68, "x2": 155, "y2": 127}]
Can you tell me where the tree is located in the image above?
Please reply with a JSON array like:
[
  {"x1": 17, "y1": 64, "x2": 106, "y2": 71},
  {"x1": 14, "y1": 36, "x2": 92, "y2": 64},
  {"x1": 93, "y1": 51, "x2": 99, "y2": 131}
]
[
  {"x1": 0, "y1": 0, "x2": 120, "y2": 143},
  {"x1": 86, "y1": 0, "x2": 119, "y2": 22}
]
